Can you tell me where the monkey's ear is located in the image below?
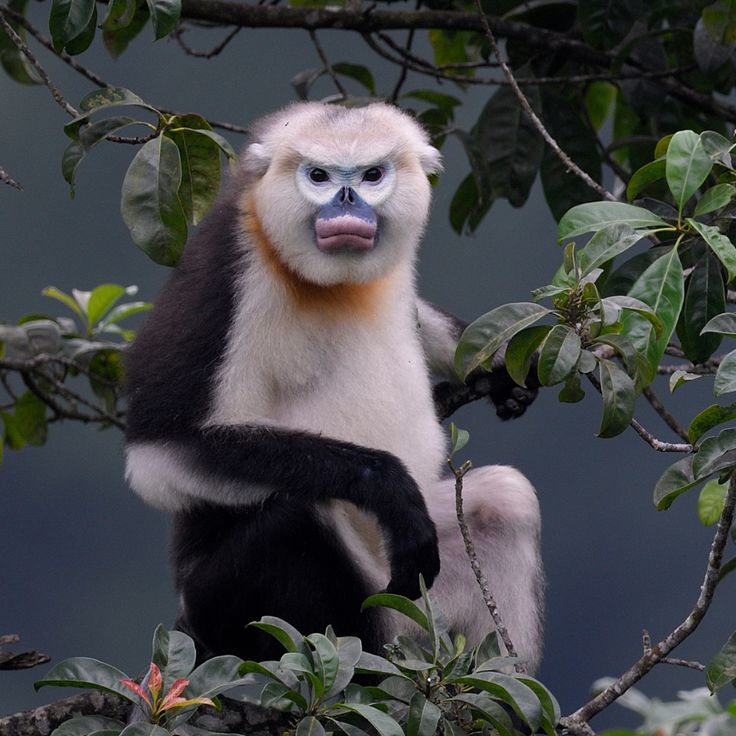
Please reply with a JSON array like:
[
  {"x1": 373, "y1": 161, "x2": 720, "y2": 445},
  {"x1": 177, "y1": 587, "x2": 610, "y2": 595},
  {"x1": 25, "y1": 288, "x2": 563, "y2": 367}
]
[
  {"x1": 243, "y1": 142, "x2": 272, "y2": 177},
  {"x1": 419, "y1": 145, "x2": 442, "y2": 176}
]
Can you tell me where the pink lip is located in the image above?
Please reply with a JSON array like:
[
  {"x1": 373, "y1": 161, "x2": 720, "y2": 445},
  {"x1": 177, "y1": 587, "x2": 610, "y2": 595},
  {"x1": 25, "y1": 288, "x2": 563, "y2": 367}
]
[{"x1": 315, "y1": 215, "x2": 377, "y2": 252}]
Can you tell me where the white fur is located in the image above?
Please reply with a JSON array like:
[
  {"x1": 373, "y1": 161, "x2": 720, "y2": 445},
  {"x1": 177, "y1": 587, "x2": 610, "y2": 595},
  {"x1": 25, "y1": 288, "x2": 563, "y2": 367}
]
[{"x1": 417, "y1": 299, "x2": 462, "y2": 377}]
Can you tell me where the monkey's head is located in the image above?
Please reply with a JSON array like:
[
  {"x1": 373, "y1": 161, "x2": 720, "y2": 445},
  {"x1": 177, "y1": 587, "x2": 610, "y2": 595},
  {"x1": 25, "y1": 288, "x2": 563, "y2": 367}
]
[{"x1": 241, "y1": 102, "x2": 442, "y2": 286}]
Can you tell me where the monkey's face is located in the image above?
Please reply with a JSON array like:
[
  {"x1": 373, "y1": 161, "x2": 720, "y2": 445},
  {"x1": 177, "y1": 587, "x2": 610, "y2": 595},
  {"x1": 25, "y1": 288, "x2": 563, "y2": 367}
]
[{"x1": 244, "y1": 103, "x2": 442, "y2": 286}]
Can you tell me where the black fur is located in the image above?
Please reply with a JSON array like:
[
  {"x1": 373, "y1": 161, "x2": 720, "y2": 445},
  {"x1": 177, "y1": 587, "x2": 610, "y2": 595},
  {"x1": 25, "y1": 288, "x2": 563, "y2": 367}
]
[{"x1": 125, "y1": 195, "x2": 439, "y2": 660}]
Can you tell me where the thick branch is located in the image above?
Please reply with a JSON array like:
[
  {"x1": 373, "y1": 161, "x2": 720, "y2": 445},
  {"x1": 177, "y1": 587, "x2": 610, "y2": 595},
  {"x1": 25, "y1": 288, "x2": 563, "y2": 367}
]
[{"x1": 560, "y1": 474, "x2": 736, "y2": 733}]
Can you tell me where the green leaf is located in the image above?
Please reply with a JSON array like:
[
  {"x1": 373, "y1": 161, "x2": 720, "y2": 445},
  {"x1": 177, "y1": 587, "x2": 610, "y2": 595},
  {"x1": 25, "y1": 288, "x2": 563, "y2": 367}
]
[
  {"x1": 338, "y1": 704, "x2": 403, "y2": 736},
  {"x1": 86, "y1": 284, "x2": 128, "y2": 327},
  {"x1": 121, "y1": 135, "x2": 188, "y2": 266},
  {"x1": 103, "y1": 6, "x2": 149, "y2": 57},
  {"x1": 61, "y1": 142, "x2": 85, "y2": 197},
  {"x1": 451, "y1": 693, "x2": 514, "y2": 736},
  {"x1": 186, "y1": 655, "x2": 247, "y2": 699},
  {"x1": 666, "y1": 131, "x2": 714, "y2": 216},
  {"x1": 0, "y1": 0, "x2": 41, "y2": 85},
  {"x1": 577, "y1": 224, "x2": 645, "y2": 277},
  {"x1": 119, "y1": 724, "x2": 170, "y2": 736},
  {"x1": 577, "y1": 0, "x2": 642, "y2": 49},
  {"x1": 79, "y1": 87, "x2": 153, "y2": 114},
  {"x1": 694, "y1": 183, "x2": 736, "y2": 216},
  {"x1": 455, "y1": 303, "x2": 551, "y2": 379},
  {"x1": 677, "y1": 252, "x2": 725, "y2": 363},
  {"x1": 653, "y1": 456, "x2": 700, "y2": 510},
  {"x1": 354, "y1": 651, "x2": 402, "y2": 677},
  {"x1": 402, "y1": 89, "x2": 461, "y2": 117},
  {"x1": 151, "y1": 625, "x2": 196, "y2": 687},
  {"x1": 100, "y1": 301, "x2": 152, "y2": 330},
  {"x1": 361, "y1": 594, "x2": 429, "y2": 631},
  {"x1": 63, "y1": 2, "x2": 96, "y2": 54},
  {"x1": 144, "y1": 0, "x2": 180, "y2": 39},
  {"x1": 585, "y1": 81, "x2": 616, "y2": 131},
  {"x1": 406, "y1": 692, "x2": 442, "y2": 736},
  {"x1": 715, "y1": 348, "x2": 736, "y2": 396},
  {"x1": 332, "y1": 63, "x2": 375, "y2": 94},
  {"x1": 626, "y1": 159, "x2": 666, "y2": 202},
  {"x1": 166, "y1": 120, "x2": 221, "y2": 226},
  {"x1": 2, "y1": 412, "x2": 25, "y2": 450},
  {"x1": 248, "y1": 616, "x2": 304, "y2": 653},
  {"x1": 689, "y1": 403, "x2": 736, "y2": 443},
  {"x1": 516, "y1": 676, "x2": 560, "y2": 736},
  {"x1": 698, "y1": 479, "x2": 728, "y2": 525},
  {"x1": 701, "y1": 130, "x2": 734, "y2": 167},
  {"x1": 537, "y1": 325, "x2": 581, "y2": 386},
  {"x1": 51, "y1": 715, "x2": 126, "y2": 735},
  {"x1": 693, "y1": 427, "x2": 736, "y2": 478},
  {"x1": 620, "y1": 247, "x2": 684, "y2": 385},
  {"x1": 559, "y1": 372, "x2": 585, "y2": 403},
  {"x1": 296, "y1": 717, "x2": 327, "y2": 736},
  {"x1": 49, "y1": 0, "x2": 96, "y2": 51},
  {"x1": 449, "y1": 423, "x2": 470, "y2": 457},
  {"x1": 557, "y1": 202, "x2": 669, "y2": 241},
  {"x1": 306, "y1": 633, "x2": 339, "y2": 696},
  {"x1": 591, "y1": 334, "x2": 647, "y2": 391},
  {"x1": 702, "y1": 312, "x2": 736, "y2": 337},
  {"x1": 451, "y1": 672, "x2": 542, "y2": 730},
  {"x1": 505, "y1": 325, "x2": 551, "y2": 387},
  {"x1": 34, "y1": 657, "x2": 133, "y2": 700},
  {"x1": 14, "y1": 391, "x2": 47, "y2": 446},
  {"x1": 687, "y1": 219, "x2": 736, "y2": 283},
  {"x1": 101, "y1": 0, "x2": 138, "y2": 31},
  {"x1": 597, "y1": 358, "x2": 636, "y2": 438},
  {"x1": 696, "y1": 0, "x2": 736, "y2": 74},
  {"x1": 706, "y1": 631, "x2": 736, "y2": 692}
]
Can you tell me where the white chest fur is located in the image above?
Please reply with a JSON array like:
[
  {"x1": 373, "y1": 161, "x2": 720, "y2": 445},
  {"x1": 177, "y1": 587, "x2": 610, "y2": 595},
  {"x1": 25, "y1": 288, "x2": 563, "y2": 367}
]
[{"x1": 206, "y1": 256, "x2": 447, "y2": 494}]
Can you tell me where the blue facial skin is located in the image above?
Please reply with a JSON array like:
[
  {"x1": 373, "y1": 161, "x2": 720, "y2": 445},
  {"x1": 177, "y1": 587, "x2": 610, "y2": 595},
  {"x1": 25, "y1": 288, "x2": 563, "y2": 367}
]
[{"x1": 318, "y1": 186, "x2": 377, "y2": 227}]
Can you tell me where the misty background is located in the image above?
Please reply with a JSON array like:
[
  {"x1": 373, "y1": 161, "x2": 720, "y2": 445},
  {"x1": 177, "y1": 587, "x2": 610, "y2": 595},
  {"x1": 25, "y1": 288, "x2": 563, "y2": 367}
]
[{"x1": 2, "y1": 12, "x2": 734, "y2": 729}]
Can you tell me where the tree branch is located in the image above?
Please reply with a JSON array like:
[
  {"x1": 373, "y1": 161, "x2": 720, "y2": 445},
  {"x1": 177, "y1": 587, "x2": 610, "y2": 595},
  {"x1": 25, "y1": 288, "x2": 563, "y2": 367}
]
[
  {"x1": 0, "y1": 164, "x2": 23, "y2": 191},
  {"x1": 560, "y1": 474, "x2": 736, "y2": 733}
]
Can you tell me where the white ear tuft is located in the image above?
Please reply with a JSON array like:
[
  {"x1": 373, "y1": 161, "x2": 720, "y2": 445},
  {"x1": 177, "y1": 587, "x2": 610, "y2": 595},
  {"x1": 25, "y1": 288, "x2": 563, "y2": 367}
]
[
  {"x1": 243, "y1": 142, "x2": 272, "y2": 176},
  {"x1": 419, "y1": 145, "x2": 443, "y2": 175}
]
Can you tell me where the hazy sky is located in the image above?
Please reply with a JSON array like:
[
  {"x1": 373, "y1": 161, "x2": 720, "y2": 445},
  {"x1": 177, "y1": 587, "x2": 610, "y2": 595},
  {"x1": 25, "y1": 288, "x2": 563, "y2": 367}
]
[{"x1": 2, "y1": 12, "x2": 734, "y2": 729}]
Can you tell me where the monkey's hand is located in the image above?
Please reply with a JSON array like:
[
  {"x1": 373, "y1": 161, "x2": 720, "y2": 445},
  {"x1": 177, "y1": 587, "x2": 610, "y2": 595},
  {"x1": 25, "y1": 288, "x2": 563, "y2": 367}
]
[{"x1": 365, "y1": 456, "x2": 440, "y2": 600}]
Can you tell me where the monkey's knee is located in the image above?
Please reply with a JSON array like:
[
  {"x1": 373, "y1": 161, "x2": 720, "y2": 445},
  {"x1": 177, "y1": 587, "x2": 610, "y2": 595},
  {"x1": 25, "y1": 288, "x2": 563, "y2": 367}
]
[{"x1": 459, "y1": 465, "x2": 540, "y2": 533}]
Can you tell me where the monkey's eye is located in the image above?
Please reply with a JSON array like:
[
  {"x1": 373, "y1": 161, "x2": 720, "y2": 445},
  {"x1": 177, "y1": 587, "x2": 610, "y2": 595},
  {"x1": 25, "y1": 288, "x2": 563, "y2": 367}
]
[
  {"x1": 362, "y1": 167, "x2": 383, "y2": 183},
  {"x1": 308, "y1": 168, "x2": 330, "y2": 184}
]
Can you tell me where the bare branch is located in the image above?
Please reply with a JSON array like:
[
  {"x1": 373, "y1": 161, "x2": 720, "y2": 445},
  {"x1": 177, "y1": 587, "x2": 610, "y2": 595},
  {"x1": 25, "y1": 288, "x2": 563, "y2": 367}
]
[
  {"x1": 450, "y1": 458, "x2": 523, "y2": 672},
  {"x1": 642, "y1": 386, "x2": 689, "y2": 443},
  {"x1": 308, "y1": 29, "x2": 347, "y2": 99},
  {"x1": 561, "y1": 474, "x2": 736, "y2": 733},
  {"x1": 0, "y1": 164, "x2": 23, "y2": 191},
  {"x1": 0, "y1": 635, "x2": 50, "y2": 671},
  {"x1": 172, "y1": 23, "x2": 241, "y2": 58},
  {"x1": 0, "y1": 7, "x2": 78, "y2": 117}
]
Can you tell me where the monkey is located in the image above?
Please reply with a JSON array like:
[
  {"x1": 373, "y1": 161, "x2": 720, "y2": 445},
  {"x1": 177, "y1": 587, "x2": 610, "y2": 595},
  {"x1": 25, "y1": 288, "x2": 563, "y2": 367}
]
[{"x1": 124, "y1": 102, "x2": 544, "y2": 673}]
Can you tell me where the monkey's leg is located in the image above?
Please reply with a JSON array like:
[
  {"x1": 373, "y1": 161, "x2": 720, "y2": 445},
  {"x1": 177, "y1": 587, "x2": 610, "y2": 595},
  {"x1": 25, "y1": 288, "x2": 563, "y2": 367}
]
[
  {"x1": 171, "y1": 498, "x2": 387, "y2": 662},
  {"x1": 420, "y1": 466, "x2": 544, "y2": 673}
]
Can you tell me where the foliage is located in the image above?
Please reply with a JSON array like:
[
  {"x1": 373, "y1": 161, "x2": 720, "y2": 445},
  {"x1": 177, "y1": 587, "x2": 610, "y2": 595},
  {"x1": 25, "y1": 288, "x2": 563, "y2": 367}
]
[
  {"x1": 0, "y1": 283, "x2": 150, "y2": 461},
  {"x1": 35, "y1": 624, "x2": 250, "y2": 735}
]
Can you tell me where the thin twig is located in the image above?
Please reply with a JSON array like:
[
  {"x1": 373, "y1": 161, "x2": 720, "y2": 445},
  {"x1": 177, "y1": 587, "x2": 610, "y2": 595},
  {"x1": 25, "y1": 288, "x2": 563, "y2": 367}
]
[
  {"x1": 0, "y1": 164, "x2": 23, "y2": 191},
  {"x1": 172, "y1": 24, "x2": 241, "y2": 58},
  {"x1": 642, "y1": 386, "x2": 689, "y2": 443},
  {"x1": 0, "y1": 8, "x2": 78, "y2": 117},
  {"x1": 308, "y1": 29, "x2": 347, "y2": 99},
  {"x1": 561, "y1": 475, "x2": 736, "y2": 733},
  {"x1": 471, "y1": 0, "x2": 615, "y2": 202},
  {"x1": 389, "y1": 26, "x2": 415, "y2": 102},
  {"x1": 449, "y1": 458, "x2": 523, "y2": 672}
]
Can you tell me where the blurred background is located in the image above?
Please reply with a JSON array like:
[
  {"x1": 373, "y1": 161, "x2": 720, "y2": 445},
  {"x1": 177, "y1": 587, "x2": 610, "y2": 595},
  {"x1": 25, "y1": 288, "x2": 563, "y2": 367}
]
[{"x1": 2, "y1": 12, "x2": 734, "y2": 729}]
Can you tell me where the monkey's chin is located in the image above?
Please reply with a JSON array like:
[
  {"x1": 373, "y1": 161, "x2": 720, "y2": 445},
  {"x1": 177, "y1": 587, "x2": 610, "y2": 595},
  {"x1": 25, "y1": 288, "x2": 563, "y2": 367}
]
[{"x1": 316, "y1": 234, "x2": 375, "y2": 253}]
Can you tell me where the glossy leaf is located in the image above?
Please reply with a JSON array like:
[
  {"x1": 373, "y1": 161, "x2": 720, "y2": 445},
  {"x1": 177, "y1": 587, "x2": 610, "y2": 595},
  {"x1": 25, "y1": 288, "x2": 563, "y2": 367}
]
[
  {"x1": 706, "y1": 631, "x2": 736, "y2": 692},
  {"x1": 0, "y1": 0, "x2": 41, "y2": 85},
  {"x1": 296, "y1": 717, "x2": 327, "y2": 736},
  {"x1": 339, "y1": 704, "x2": 403, "y2": 736},
  {"x1": 715, "y1": 349, "x2": 736, "y2": 396},
  {"x1": 698, "y1": 479, "x2": 728, "y2": 525},
  {"x1": 654, "y1": 456, "x2": 700, "y2": 510},
  {"x1": 86, "y1": 284, "x2": 128, "y2": 327},
  {"x1": 585, "y1": 81, "x2": 616, "y2": 131},
  {"x1": 577, "y1": 223, "x2": 646, "y2": 276},
  {"x1": 693, "y1": 427, "x2": 736, "y2": 478},
  {"x1": 79, "y1": 86, "x2": 154, "y2": 114},
  {"x1": 306, "y1": 633, "x2": 339, "y2": 696},
  {"x1": 103, "y1": 6, "x2": 149, "y2": 57},
  {"x1": 557, "y1": 202, "x2": 669, "y2": 241},
  {"x1": 144, "y1": 0, "x2": 180, "y2": 39},
  {"x1": 51, "y1": 715, "x2": 126, "y2": 735},
  {"x1": 598, "y1": 358, "x2": 636, "y2": 438},
  {"x1": 449, "y1": 422, "x2": 470, "y2": 456},
  {"x1": 689, "y1": 403, "x2": 736, "y2": 443},
  {"x1": 694, "y1": 183, "x2": 736, "y2": 216},
  {"x1": 406, "y1": 692, "x2": 442, "y2": 736},
  {"x1": 354, "y1": 651, "x2": 402, "y2": 677},
  {"x1": 620, "y1": 248, "x2": 684, "y2": 385},
  {"x1": 701, "y1": 130, "x2": 734, "y2": 167},
  {"x1": 696, "y1": 0, "x2": 736, "y2": 74},
  {"x1": 361, "y1": 593, "x2": 429, "y2": 631},
  {"x1": 455, "y1": 303, "x2": 551, "y2": 379},
  {"x1": 677, "y1": 252, "x2": 725, "y2": 363},
  {"x1": 687, "y1": 219, "x2": 736, "y2": 283},
  {"x1": 505, "y1": 325, "x2": 551, "y2": 387},
  {"x1": 559, "y1": 372, "x2": 585, "y2": 403},
  {"x1": 702, "y1": 312, "x2": 736, "y2": 337},
  {"x1": 14, "y1": 390, "x2": 47, "y2": 446},
  {"x1": 101, "y1": 0, "x2": 138, "y2": 31},
  {"x1": 49, "y1": 0, "x2": 95, "y2": 51},
  {"x1": 451, "y1": 693, "x2": 514, "y2": 736},
  {"x1": 34, "y1": 657, "x2": 133, "y2": 700},
  {"x1": 166, "y1": 120, "x2": 221, "y2": 225},
  {"x1": 591, "y1": 334, "x2": 647, "y2": 391},
  {"x1": 121, "y1": 135, "x2": 187, "y2": 266},
  {"x1": 537, "y1": 325, "x2": 581, "y2": 386},
  {"x1": 577, "y1": 0, "x2": 642, "y2": 49},
  {"x1": 626, "y1": 159, "x2": 665, "y2": 202},
  {"x1": 151, "y1": 626, "x2": 196, "y2": 689},
  {"x1": 332, "y1": 63, "x2": 375, "y2": 94},
  {"x1": 666, "y1": 131, "x2": 713, "y2": 215},
  {"x1": 119, "y1": 724, "x2": 170, "y2": 736}
]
